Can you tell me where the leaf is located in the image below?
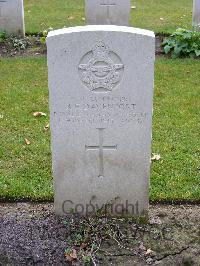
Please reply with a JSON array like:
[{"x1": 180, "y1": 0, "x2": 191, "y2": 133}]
[
  {"x1": 183, "y1": 33, "x2": 192, "y2": 39},
  {"x1": 164, "y1": 45, "x2": 171, "y2": 54},
  {"x1": 145, "y1": 248, "x2": 153, "y2": 255},
  {"x1": 40, "y1": 36, "x2": 46, "y2": 44},
  {"x1": 65, "y1": 249, "x2": 77, "y2": 261},
  {"x1": 174, "y1": 45, "x2": 182, "y2": 55},
  {"x1": 195, "y1": 50, "x2": 200, "y2": 56},
  {"x1": 70, "y1": 249, "x2": 77, "y2": 259},
  {"x1": 44, "y1": 123, "x2": 50, "y2": 131},
  {"x1": 80, "y1": 243, "x2": 87, "y2": 249},
  {"x1": 65, "y1": 254, "x2": 73, "y2": 262},
  {"x1": 151, "y1": 154, "x2": 161, "y2": 161},
  {"x1": 131, "y1": 5, "x2": 136, "y2": 9},
  {"x1": 24, "y1": 138, "x2": 31, "y2": 145},
  {"x1": 33, "y1": 111, "x2": 47, "y2": 117}
]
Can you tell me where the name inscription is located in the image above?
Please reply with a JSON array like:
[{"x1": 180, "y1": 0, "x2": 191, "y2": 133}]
[{"x1": 54, "y1": 95, "x2": 148, "y2": 126}]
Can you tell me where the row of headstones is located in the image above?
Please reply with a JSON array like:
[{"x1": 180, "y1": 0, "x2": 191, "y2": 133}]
[
  {"x1": 0, "y1": 0, "x2": 130, "y2": 36},
  {"x1": 0, "y1": 0, "x2": 200, "y2": 36}
]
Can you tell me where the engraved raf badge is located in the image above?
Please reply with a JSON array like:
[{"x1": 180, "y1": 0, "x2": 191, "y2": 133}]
[{"x1": 79, "y1": 41, "x2": 124, "y2": 92}]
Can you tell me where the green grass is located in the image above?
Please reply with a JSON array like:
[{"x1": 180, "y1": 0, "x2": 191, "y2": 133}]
[
  {"x1": 24, "y1": 0, "x2": 84, "y2": 34},
  {"x1": 24, "y1": 0, "x2": 193, "y2": 34},
  {"x1": 0, "y1": 57, "x2": 52, "y2": 200},
  {"x1": 0, "y1": 57, "x2": 199, "y2": 201},
  {"x1": 152, "y1": 58, "x2": 200, "y2": 201},
  {"x1": 131, "y1": 0, "x2": 192, "y2": 34}
]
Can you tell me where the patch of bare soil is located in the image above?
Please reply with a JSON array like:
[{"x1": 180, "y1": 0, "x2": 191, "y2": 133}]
[
  {"x1": 155, "y1": 35, "x2": 165, "y2": 55},
  {"x1": 0, "y1": 203, "x2": 199, "y2": 265},
  {"x1": 0, "y1": 35, "x2": 164, "y2": 58}
]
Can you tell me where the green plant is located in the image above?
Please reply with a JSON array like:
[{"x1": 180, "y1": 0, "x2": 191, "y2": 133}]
[
  {"x1": 40, "y1": 28, "x2": 53, "y2": 44},
  {"x1": 0, "y1": 31, "x2": 6, "y2": 43},
  {"x1": 63, "y1": 214, "x2": 145, "y2": 265},
  {"x1": 162, "y1": 28, "x2": 200, "y2": 58},
  {"x1": 10, "y1": 36, "x2": 28, "y2": 51}
]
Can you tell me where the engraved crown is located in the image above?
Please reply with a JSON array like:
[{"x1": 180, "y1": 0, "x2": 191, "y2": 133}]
[{"x1": 93, "y1": 41, "x2": 109, "y2": 57}]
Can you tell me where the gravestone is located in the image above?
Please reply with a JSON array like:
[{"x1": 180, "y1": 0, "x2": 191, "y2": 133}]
[
  {"x1": 0, "y1": 0, "x2": 25, "y2": 36},
  {"x1": 193, "y1": 0, "x2": 200, "y2": 31},
  {"x1": 47, "y1": 25, "x2": 155, "y2": 216},
  {"x1": 85, "y1": 0, "x2": 131, "y2": 26}
]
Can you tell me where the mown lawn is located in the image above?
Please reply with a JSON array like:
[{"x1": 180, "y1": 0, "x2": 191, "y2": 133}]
[
  {"x1": 0, "y1": 57, "x2": 199, "y2": 201},
  {"x1": 24, "y1": 0, "x2": 193, "y2": 34}
]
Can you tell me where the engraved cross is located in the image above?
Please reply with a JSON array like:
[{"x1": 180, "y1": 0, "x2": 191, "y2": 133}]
[
  {"x1": 85, "y1": 128, "x2": 117, "y2": 177},
  {"x1": 100, "y1": 0, "x2": 116, "y2": 23}
]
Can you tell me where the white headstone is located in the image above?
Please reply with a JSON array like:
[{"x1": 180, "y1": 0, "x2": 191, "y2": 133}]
[
  {"x1": 0, "y1": 0, "x2": 25, "y2": 36},
  {"x1": 85, "y1": 0, "x2": 131, "y2": 26},
  {"x1": 193, "y1": 0, "x2": 200, "y2": 30},
  {"x1": 47, "y1": 25, "x2": 155, "y2": 216}
]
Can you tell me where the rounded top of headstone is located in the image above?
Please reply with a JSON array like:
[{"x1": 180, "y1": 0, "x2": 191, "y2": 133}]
[{"x1": 47, "y1": 25, "x2": 155, "y2": 40}]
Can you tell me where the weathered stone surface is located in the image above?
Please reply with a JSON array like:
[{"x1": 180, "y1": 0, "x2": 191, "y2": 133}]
[
  {"x1": 85, "y1": 0, "x2": 131, "y2": 26},
  {"x1": 47, "y1": 25, "x2": 155, "y2": 216},
  {"x1": 0, "y1": 0, "x2": 25, "y2": 36}
]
